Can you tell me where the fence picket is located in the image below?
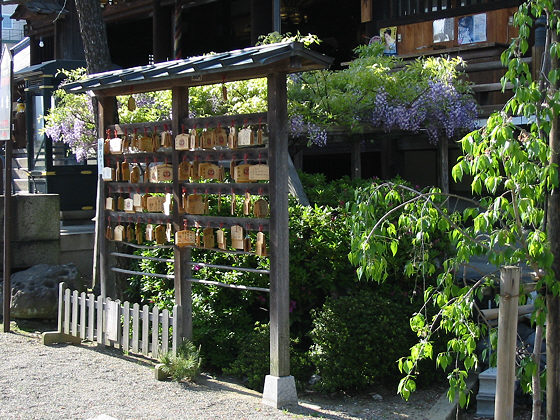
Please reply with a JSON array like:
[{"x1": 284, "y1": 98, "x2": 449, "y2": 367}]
[
  {"x1": 79, "y1": 292, "x2": 86, "y2": 339},
  {"x1": 88, "y1": 294, "x2": 95, "y2": 341},
  {"x1": 132, "y1": 303, "x2": 140, "y2": 353},
  {"x1": 114, "y1": 300, "x2": 122, "y2": 350},
  {"x1": 142, "y1": 305, "x2": 149, "y2": 356},
  {"x1": 64, "y1": 289, "x2": 71, "y2": 334},
  {"x1": 151, "y1": 306, "x2": 160, "y2": 359},
  {"x1": 172, "y1": 305, "x2": 178, "y2": 356},
  {"x1": 96, "y1": 295, "x2": 103, "y2": 344},
  {"x1": 123, "y1": 301, "x2": 130, "y2": 352},
  {"x1": 57, "y1": 282, "x2": 65, "y2": 333},
  {"x1": 161, "y1": 309, "x2": 169, "y2": 355},
  {"x1": 71, "y1": 290, "x2": 78, "y2": 336}
]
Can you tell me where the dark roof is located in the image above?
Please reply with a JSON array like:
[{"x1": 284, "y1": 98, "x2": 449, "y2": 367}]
[
  {"x1": 14, "y1": 59, "x2": 86, "y2": 80},
  {"x1": 62, "y1": 42, "x2": 333, "y2": 96},
  {"x1": 11, "y1": 0, "x2": 69, "y2": 19}
]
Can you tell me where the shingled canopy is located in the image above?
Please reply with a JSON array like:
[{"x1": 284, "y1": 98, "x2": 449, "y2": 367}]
[{"x1": 62, "y1": 41, "x2": 332, "y2": 96}]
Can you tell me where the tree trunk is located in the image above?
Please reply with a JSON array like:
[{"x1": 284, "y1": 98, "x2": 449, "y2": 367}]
[
  {"x1": 532, "y1": 315, "x2": 543, "y2": 420},
  {"x1": 547, "y1": 4, "x2": 560, "y2": 419},
  {"x1": 74, "y1": 0, "x2": 112, "y2": 74}
]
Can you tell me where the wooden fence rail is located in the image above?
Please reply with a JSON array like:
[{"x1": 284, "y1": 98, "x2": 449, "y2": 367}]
[{"x1": 56, "y1": 282, "x2": 178, "y2": 359}]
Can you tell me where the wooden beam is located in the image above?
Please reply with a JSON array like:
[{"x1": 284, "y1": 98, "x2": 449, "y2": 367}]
[
  {"x1": 171, "y1": 85, "x2": 192, "y2": 341},
  {"x1": 267, "y1": 72, "x2": 290, "y2": 378},
  {"x1": 495, "y1": 266, "x2": 520, "y2": 420}
]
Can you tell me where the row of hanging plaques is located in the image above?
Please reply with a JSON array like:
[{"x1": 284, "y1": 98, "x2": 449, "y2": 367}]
[
  {"x1": 102, "y1": 161, "x2": 269, "y2": 184},
  {"x1": 106, "y1": 222, "x2": 267, "y2": 256},
  {"x1": 105, "y1": 125, "x2": 265, "y2": 155},
  {"x1": 106, "y1": 192, "x2": 269, "y2": 217}
]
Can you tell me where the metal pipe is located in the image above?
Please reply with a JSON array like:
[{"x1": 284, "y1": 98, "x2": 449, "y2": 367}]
[
  {"x1": 111, "y1": 267, "x2": 174, "y2": 279},
  {"x1": 110, "y1": 252, "x2": 174, "y2": 263},
  {"x1": 186, "y1": 277, "x2": 270, "y2": 293},
  {"x1": 189, "y1": 261, "x2": 270, "y2": 274}
]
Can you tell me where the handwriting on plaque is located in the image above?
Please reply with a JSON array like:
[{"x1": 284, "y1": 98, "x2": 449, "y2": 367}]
[
  {"x1": 146, "y1": 196, "x2": 166, "y2": 213},
  {"x1": 215, "y1": 128, "x2": 227, "y2": 148},
  {"x1": 203, "y1": 227, "x2": 215, "y2": 249},
  {"x1": 179, "y1": 161, "x2": 191, "y2": 181},
  {"x1": 233, "y1": 164, "x2": 251, "y2": 183},
  {"x1": 175, "y1": 133, "x2": 190, "y2": 150},
  {"x1": 130, "y1": 166, "x2": 141, "y2": 183},
  {"x1": 155, "y1": 164, "x2": 173, "y2": 182},
  {"x1": 124, "y1": 198, "x2": 134, "y2": 213},
  {"x1": 113, "y1": 225, "x2": 125, "y2": 242},
  {"x1": 237, "y1": 127, "x2": 253, "y2": 146},
  {"x1": 201, "y1": 129, "x2": 215, "y2": 149},
  {"x1": 105, "y1": 197, "x2": 115, "y2": 211},
  {"x1": 185, "y1": 194, "x2": 205, "y2": 215},
  {"x1": 176, "y1": 229, "x2": 196, "y2": 247},
  {"x1": 199, "y1": 163, "x2": 221, "y2": 181},
  {"x1": 231, "y1": 225, "x2": 244, "y2": 250},
  {"x1": 249, "y1": 164, "x2": 269, "y2": 181}
]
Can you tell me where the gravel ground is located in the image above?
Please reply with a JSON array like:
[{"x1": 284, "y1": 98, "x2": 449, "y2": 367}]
[{"x1": 0, "y1": 324, "x2": 445, "y2": 420}]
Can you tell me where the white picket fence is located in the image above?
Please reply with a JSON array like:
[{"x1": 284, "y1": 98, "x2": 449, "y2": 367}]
[{"x1": 57, "y1": 282, "x2": 178, "y2": 358}]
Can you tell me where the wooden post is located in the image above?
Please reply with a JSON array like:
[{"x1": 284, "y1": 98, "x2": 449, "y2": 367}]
[
  {"x1": 97, "y1": 96, "x2": 115, "y2": 298},
  {"x1": 437, "y1": 136, "x2": 449, "y2": 194},
  {"x1": 2, "y1": 137, "x2": 12, "y2": 332},
  {"x1": 350, "y1": 137, "x2": 361, "y2": 179},
  {"x1": 494, "y1": 266, "x2": 520, "y2": 420},
  {"x1": 263, "y1": 72, "x2": 297, "y2": 408},
  {"x1": 171, "y1": 86, "x2": 192, "y2": 341}
]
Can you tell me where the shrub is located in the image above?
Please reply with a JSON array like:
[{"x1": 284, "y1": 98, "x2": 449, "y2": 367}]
[
  {"x1": 159, "y1": 340, "x2": 202, "y2": 382},
  {"x1": 309, "y1": 286, "x2": 421, "y2": 393}
]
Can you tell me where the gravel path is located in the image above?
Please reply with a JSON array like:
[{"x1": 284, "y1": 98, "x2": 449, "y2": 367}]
[{"x1": 0, "y1": 329, "x2": 444, "y2": 420}]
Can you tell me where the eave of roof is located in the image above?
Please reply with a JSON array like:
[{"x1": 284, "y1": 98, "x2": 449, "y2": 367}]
[{"x1": 62, "y1": 42, "x2": 333, "y2": 96}]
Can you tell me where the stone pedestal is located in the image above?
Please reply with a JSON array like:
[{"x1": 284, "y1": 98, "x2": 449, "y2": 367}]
[
  {"x1": 262, "y1": 375, "x2": 298, "y2": 408},
  {"x1": 477, "y1": 367, "x2": 497, "y2": 417}
]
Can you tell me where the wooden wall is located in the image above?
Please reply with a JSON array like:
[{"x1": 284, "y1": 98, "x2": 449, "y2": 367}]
[{"x1": 395, "y1": 7, "x2": 519, "y2": 56}]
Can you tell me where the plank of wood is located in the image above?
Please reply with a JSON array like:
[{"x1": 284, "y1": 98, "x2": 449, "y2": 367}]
[
  {"x1": 57, "y1": 282, "x2": 65, "y2": 333},
  {"x1": 172, "y1": 305, "x2": 178, "y2": 356},
  {"x1": 152, "y1": 306, "x2": 160, "y2": 359},
  {"x1": 142, "y1": 304, "x2": 149, "y2": 356},
  {"x1": 132, "y1": 303, "x2": 140, "y2": 354},
  {"x1": 481, "y1": 304, "x2": 534, "y2": 320},
  {"x1": 96, "y1": 295, "x2": 103, "y2": 345},
  {"x1": 161, "y1": 309, "x2": 169, "y2": 355},
  {"x1": 115, "y1": 300, "x2": 122, "y2": 350},
  {"x1": 80, "y1": 292, "x2": 87, "y2": 339},
  {"x1": 64, "y1": 288, "x2": 71, "y2": 335},
  {"x1": 88, "y1": 293, "x2": 95, "y2": 342},
  {"x1": 123, "y1": 301, "x2": 130, "y2": 353}
]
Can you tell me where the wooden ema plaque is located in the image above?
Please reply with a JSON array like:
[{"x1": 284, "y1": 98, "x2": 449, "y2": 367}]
[
  {"x1": 109, "y1": 137, "x2": 123, "y2": 154},
  {"x1": 133, "y1": 193, "x2": 143, "y2": 211},
  {"x1": 120, "y1": 162, "x2": 130, "y2": 181},
  {"x1": 176, "y1": 229, "x2": 196, "y2": 247},
  {"x1": 199, "y1": 163, "x2": 221, "y2": 181},
  {"x1": 216, "y1": 229, "x2": 226, "y2": 250},
  {"x1": 163, "y1": 194, "x2": 173, "y2": 215},
  {"x1": 105, "y1": 197, "x2": 115, "y2": 211},
  {"x1": 231, "y1": 225, "x2": 244, "y2": 250},
  {"x1": 249, "y1": 164, "x2": 269, "y2": 181},
  {"x1": 126, "y1": 224, "x2": 135, "y2": 242},
  {"x1": 124, "y1": 198, "x2": 134, "y2": 213},
  {"x1": 155, "y1": 164, "x2": 173, "y2": 182},
  {"x1": 237, "y1": 127, "x2": 253, "y2": 146},
  {"x1": 117, "y1": 196, "x2": 125, "y2": 211},
  {"x1": 175, "y1": 133, "x2": 190, "y2": 150},
  {"x1": 189, "y1": 129, "x2": 199, "y2": 149},
  {"x1": 145, "y1": 224, "x2": 154, "y2": 241},
  {"x1": 179, "y1": 161, "x2": 191, "y2": 181},
  {"x1": 102, "y1": 167, "x2": 114, "y2": 181},
  {"x1": 185, "y1": 194, "x2": 205, "y2": 215},
  {"x1": 203, "y1": 227, "x2": 215, "y2": 248},
  {"x1": 256, "y1": 232, "x2": 267, "y2": 256},
  {"x1": 146, "y1": 196, "x2": 166, "y2": 212},
  {"x1": 201, "y1": 129, "x2": 215, "y2": 149},
  {"x1": 161, "y1": 131, "x2": 173, "y2": 148},
  {"x1": 228, "y1": 127, "x2": 237, "y2": 149},
  {"x1": 113, "y1": 225, "x2": 125, "y2": 241},
  {"x1": 155, "y1": 225, "x2": 166, "y2": 244},
  {"x1": 138, "y1": 136, "x2": 154, "y2": 152},
  {"x1": 130, "y1": 166, "x2": 141, "y2": 183},
  {"x1": 215, "y1": 127, "x2": 227, "y2": 148},
  {"x1": 253, "y1": 199, "x2": 269, "y2": 217},
  {"x1": 233, "y1": 164, "x2": 251, "y2": 183}
]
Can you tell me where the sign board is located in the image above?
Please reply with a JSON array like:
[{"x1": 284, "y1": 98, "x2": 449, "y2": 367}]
[
  {"x1": 0, "y1": 45, "x2": 13, "y2": 141},
  {"x1": 98, "y1": 138, "x2": 105, "y2": 174},
  {"x1": 106, "y1": 300, "x2": 120, "y2": 341}
]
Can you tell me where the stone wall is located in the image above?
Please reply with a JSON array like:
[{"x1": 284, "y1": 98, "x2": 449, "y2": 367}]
[{"x1": 0, "y1": 193, "x2": 60, "y2": 268}]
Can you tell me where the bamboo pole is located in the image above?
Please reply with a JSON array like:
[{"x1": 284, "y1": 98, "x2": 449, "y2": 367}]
[{"x1": 494, "y1": 266, "x2": 520, "y2": 420}]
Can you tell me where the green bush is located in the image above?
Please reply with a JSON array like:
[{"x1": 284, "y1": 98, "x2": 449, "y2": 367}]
[
  {"x1": 159, "y1": 340, "x2": 202, "y2": 382},
  {"x1": 309, "y1": 287, "x2": 419, "y2": 392}
]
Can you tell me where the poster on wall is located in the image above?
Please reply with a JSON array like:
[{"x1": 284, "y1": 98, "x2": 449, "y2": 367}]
[
  {"x1": 458, "y1": 13, "x2": 487, "y2": 44},
  {"x1": 380, "y1": 26, "x2": 397, "y2": 55},
  {"x1": 433, "y1": 18, "x2": 454, "y2": 43}
]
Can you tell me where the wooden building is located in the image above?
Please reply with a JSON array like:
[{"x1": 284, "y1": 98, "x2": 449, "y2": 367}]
[{"x1": 10, "y1": 0, "x2": 530, "y2": 193}]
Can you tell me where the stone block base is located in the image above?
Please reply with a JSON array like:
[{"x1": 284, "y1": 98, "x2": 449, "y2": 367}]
[
  {"x1": 262, "y1": 375, "x2": 298, "y2": 408},
  {"x1": 42, "y1": 331, "x2": 81, "y2": 346}
]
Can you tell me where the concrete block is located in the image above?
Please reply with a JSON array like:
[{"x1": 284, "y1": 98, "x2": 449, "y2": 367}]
[
  {"x1": 11, "y1": 240, "x2": 60, "y2": 268},
  {"x1": 42, "y1": 331, "x2": 81, "y2": 346},
  {"x1": 0, "y1": 194, "x2": 60, "y2": 241},
  {"x1": 262, "y1": 375, "x2": 298, "y2": 408},
  {"x1": 154, "y1": 364, "x2": 170, "y2": 381}
]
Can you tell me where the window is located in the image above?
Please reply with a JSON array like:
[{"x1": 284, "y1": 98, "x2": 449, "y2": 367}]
[{"x1": 2, "y1": 16, "x2": 13, "y2": 30}]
